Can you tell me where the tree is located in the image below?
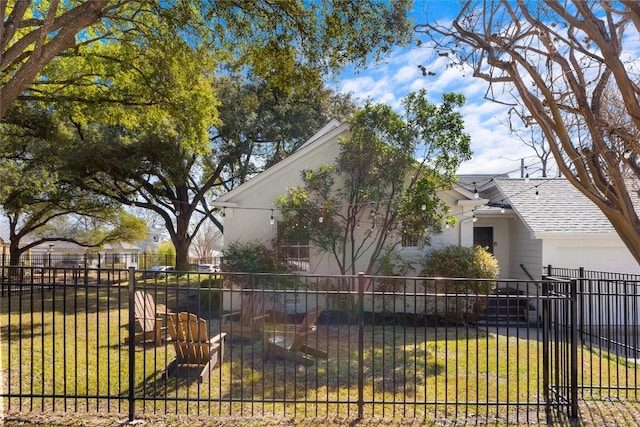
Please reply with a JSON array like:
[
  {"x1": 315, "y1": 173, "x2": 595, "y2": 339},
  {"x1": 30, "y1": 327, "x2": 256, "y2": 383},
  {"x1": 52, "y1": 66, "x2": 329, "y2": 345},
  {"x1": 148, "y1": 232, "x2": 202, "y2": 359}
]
[
  {"x1": 0, "y1": 103, "x2": 147, "y2": 267},
  {"x1": 1, "y1": 0, "x2": 412, "y2": 118},
  {"x1": 506, "y1": 108, "x2": 556, "y2": 178},
  {"x1": 212, "y1": 73, "x2": 358, "y2": 191},
  {"x1": 0, "y1": 0, "x2": 114, "y2": 117},
  {"x1": 62, "y1": 71, "x2": 361, "y2": 272},
  {"x1": 419, "y1": 0, "x2": 640, "y2": 266},
  {"x1": 276, "y1": 90, "x2": 471, "y2": 277},
  {"x1": 191, "y1": 220, "x2": 222, "y2": 264},
  {"x1": 3, "y1": 1, "x2": 412, "y2": 271}
]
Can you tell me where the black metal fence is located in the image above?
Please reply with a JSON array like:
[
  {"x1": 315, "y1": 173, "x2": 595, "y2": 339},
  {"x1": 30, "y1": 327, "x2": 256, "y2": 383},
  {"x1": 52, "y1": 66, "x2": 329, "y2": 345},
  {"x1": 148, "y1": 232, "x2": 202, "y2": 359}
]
[
  {"x1": 545, "y1": 266, "x2": 640, "y2": 401},
  {"x1": 2, "y1": 266, "x2": 634, "y2": 424},
  {"x1": 0, "y1": 252, "x2": 222, "y2": 271}
]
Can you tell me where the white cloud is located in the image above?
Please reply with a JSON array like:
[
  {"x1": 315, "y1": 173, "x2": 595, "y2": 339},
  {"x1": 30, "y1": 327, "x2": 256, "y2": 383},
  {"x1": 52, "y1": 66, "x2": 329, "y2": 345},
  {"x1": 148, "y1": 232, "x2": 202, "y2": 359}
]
[{"x1": 335, "y1": 44, "x2": 542, "y2": 177}]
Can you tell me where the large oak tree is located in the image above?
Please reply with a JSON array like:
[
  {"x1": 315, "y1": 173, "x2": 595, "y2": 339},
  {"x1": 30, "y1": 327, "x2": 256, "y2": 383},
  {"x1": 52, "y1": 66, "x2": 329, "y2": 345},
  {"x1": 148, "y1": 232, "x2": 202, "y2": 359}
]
[
  {"x1": 1, "y1": 0, "x2": 412, "y2": 118},
  {"x1": 0, "y1": 103, "x2": 147, "y2": 268}
]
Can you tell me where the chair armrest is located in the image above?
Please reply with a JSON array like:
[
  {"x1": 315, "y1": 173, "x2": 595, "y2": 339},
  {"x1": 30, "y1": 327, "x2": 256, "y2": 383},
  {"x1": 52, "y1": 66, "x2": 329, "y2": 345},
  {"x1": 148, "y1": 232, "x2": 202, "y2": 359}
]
[
  {"x1": 208, "y1": 332, "x2": 227, "y2": 345},
  {"x1": 155, "y1": 304, "x2": 174, "y2": 315},
  {"x1": 219, "y1": 310, "x2": 241, "y2": 322},
  {"x1": 249, "y1": 313, "x2": 270, "y2": 322}
]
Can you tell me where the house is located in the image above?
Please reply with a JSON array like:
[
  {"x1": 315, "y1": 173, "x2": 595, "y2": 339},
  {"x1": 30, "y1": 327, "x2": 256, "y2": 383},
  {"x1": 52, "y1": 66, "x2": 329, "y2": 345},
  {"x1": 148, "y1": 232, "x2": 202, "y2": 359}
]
[
  {"x1": 0, "y1": 223, "x2": 143, "y2": 268},
  {"x1": 213, "y1": 120, "x2": 640, "y2": 280},
  {"x1": 28, "y1": 240, "x2": 141, "y2": 268},
  {"x1": 473, "y1": 177, "x2": 640, "y2": 277}
]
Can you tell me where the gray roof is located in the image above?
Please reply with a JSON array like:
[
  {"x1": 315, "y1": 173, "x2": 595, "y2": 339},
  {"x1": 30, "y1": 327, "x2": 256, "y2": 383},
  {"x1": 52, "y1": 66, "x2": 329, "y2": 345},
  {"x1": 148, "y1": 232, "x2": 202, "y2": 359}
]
[{"x1": 493, "y1": 178, "x2": 617, "y2": 234}]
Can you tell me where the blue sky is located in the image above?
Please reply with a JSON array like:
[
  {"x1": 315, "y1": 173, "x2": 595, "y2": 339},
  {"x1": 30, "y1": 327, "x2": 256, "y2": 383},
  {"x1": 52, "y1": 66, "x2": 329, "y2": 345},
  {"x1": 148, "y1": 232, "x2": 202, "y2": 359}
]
[{"x1": 334, "y1": 1, "x2": 536, "y2": 178}]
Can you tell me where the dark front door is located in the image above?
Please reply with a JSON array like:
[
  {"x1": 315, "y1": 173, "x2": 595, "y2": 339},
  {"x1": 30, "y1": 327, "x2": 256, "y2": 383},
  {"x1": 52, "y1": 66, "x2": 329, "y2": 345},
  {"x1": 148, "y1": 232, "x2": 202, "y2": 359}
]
[{"x1": 473, "y1": 227, "x2": 494, "y2": 254}]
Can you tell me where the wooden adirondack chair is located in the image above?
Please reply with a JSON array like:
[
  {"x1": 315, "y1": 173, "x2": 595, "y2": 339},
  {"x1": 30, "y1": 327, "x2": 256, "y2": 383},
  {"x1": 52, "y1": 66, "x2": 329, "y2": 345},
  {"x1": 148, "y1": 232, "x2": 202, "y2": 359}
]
[
  {"x1": 220, "y1": 291, "x2": 270, "y2": 339},
  {"x1": 263, "y1": 305, "x2": 327, "y2": 366},
  {"x1": 164, "y1": 312, "x2": 226, "y2": 383},
  {"x1": 132, "y1": 291, "x2": 170, "y2": 345}
]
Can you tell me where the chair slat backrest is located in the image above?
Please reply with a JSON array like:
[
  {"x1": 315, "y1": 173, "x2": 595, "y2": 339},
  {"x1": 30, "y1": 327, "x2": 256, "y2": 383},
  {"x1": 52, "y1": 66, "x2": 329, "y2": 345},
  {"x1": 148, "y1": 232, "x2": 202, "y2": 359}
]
[
  {"x1": 168, "y1": 312, "x2": 212, "y2": 364},
  {"x1": 296, "y1": 305, "x2": 322, "y2": 333},
  {"x1": 291, "y1": 305, "x2": 323, "y2": 351},
  {"x1": 134, "y1": 291, "x2": 157, "y2": 332},
  {"x1": 240, "y1": 292, "x2": 265, "y2": 326}
]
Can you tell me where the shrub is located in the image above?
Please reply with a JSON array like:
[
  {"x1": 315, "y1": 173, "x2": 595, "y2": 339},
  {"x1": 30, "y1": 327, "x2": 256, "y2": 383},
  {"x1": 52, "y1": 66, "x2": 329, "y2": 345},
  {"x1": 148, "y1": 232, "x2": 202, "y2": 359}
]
[
  {"x1": 419, "y1": 245, "x2": 499, "y2": 322},
  {"x1": 222, "y1": 240, "x2": 293, "y2": 288},
  {"x1": 199, "y1": 278, "x2": 222, "y2": 315},
  {"x1": 222, "y1": 240, "x2": 291, "y2": 274}
]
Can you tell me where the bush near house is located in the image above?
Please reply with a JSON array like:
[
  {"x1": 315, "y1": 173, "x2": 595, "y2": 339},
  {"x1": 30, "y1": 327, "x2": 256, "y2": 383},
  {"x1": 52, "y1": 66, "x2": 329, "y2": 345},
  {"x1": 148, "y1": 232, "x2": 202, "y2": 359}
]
[
  {"x1": 222, "y1": 240, "x2": 293, "y2": 288},
  {"x1": 419, "y1": 245, "x2": 499, "y2": 322},
  {"x1": 222, "y1": 240, "x2": 291, "y2": 274},
  {"x1": 199, "y1": 277, "x2": 223, "y2": 316}
]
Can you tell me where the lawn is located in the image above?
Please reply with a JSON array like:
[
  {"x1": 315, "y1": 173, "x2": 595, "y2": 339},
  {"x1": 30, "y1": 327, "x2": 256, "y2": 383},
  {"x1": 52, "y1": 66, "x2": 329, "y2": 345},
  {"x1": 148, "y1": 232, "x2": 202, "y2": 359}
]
[{"x1": 1, "y1": 285, "x2": 637, "y2": 424}]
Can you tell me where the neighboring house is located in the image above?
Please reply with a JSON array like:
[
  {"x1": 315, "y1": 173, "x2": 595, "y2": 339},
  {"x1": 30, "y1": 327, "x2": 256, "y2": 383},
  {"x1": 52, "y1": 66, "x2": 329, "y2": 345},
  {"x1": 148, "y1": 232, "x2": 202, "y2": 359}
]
[
  {"x1": 28, "y1": 240, "x2": 141, "y2": 268},
  {"x1": 214, "y1": 119, "x2": 640, "y2": 280},
  {"x1": 0, "y1": 223, "x2": 142, "y2": 268},
  {"x1": 0, "y1": 224, "x2": 10, "y2": 262}
]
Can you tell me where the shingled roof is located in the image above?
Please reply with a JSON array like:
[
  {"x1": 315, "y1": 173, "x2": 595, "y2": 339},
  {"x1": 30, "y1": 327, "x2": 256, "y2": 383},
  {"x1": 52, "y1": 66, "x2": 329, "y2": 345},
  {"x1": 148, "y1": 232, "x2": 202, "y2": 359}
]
[{"x1": 492, "y1": 178, "x2": 618, "y2": 234}]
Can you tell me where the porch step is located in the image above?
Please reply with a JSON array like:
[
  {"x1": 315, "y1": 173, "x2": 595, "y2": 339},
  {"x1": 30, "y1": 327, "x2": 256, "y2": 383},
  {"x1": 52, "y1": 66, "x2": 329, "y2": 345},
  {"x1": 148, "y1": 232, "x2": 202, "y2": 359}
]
[{"x1": 473, "y1": 294, "x2": 536, "y2": 327}]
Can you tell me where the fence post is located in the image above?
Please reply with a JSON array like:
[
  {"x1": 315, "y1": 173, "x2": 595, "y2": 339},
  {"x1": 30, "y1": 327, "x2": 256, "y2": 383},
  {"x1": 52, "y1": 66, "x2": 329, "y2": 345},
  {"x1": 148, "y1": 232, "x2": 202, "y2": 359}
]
[
  {"x1": 357, "y1": 272, "x2": 365, "y2": 420},
  {"x1": 542, "y1": 280, "x2": 550, "y2": 406},
  {"x1": 570, "y1": 278, "x2": 579, "y2": 420},
  {"x1": 128, "y1": 267, "x2": 136, "y2": 422}
]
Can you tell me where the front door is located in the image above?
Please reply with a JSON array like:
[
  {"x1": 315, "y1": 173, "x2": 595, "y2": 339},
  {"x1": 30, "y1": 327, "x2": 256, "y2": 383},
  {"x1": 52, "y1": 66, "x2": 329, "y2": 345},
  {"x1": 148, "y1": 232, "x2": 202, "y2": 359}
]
[{"x1": 473, "y1": 227, "x2": 494, "y2": 254}]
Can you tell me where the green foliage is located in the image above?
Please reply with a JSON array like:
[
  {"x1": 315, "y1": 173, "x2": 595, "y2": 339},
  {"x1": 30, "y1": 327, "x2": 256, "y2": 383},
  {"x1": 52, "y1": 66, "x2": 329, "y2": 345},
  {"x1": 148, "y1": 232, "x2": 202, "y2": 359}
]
[
  {"x1": 199, "y1": 277, "x2": 223, "y2": 315},
  {"x1": 149, "y1": 242, "x2": 176, "y2": 260},
  {"x1": 419, "y1": 245, "x2": 499, "y2": 282},
  {"x1": 277, "y1": 90, "x2": 471, "y2": 276},
  {"x1": 222, "y1": 240, "x2": 291, "y2": 274},
  {"x1": 375, "y1": 248, "x2": 413, "y2": 277},
  {"x1": 418, "y1": 245, "x2": 499, "y2": 323}
]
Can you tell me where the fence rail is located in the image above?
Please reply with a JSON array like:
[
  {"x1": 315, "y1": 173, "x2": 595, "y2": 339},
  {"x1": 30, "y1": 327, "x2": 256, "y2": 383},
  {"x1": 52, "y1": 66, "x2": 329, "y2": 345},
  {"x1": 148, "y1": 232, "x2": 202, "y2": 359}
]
[{"x1": 1, "y1": 266, "x2": 637, "y2": 423}]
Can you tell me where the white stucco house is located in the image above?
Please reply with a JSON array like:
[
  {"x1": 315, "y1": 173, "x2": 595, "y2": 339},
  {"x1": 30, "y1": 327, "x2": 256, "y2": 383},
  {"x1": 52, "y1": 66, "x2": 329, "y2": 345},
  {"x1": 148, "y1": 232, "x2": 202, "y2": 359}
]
[{"x1": 213, "y1": 119, "x2": 640, "y2": 280}]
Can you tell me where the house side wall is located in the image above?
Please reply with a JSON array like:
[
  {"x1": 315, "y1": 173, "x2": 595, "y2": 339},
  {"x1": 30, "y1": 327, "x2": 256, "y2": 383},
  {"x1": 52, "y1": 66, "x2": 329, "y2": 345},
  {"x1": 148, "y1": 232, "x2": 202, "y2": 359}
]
[
  {"x1": 221, "y1": 135, "x2": 342, "y2": 269},
  {"x1": 542, "y1": 236, "x2": 640, "y2": 274},
  {"x1": 508, "y1": 219, "x2": 543, "y2": 281}
]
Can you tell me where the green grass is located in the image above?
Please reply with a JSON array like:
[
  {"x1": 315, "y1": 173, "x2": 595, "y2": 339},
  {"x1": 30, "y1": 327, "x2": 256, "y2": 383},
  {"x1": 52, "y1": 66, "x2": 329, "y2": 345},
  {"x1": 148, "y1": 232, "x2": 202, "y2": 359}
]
[{"x1": 1, "y1": 287, "x2": 637, "y2": 424}]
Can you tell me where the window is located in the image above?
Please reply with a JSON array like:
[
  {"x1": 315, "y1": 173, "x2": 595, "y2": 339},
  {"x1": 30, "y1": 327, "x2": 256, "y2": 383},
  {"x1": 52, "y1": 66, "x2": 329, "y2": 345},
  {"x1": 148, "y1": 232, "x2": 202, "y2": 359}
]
[
  {"x1": 401, "y1": 230, "x2": 421, "y2": 248},
  {"x1": 276, "y1": 221, "x2": 310, "y2": 271}
]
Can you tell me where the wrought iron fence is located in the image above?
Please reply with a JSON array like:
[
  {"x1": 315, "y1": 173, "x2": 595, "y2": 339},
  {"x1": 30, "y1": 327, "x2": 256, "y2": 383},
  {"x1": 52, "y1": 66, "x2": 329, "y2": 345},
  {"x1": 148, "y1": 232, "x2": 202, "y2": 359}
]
[
  {"x1": 545, "y1": 266, "x2": 640, "y2": 401},
  {"x1": 2, "y1": 267, "x2": 619, "y2": 424},
  {"x1": 0, "y1": 253, "x2": 223, "y2": 272}
]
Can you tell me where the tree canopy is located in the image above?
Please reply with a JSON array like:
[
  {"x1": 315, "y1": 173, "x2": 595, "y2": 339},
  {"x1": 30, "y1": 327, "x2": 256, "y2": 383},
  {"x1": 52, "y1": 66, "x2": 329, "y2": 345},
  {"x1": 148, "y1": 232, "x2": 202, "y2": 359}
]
[
  {"x1": 1, "y1": 0, "x2": 413, "y2": 118},
  {"x1": 276, "y1": 90, "x2": 471, "y2": 276},
  {"x1": 2, "y1": 0, "x2": 413, "y2": 268},
  {"x1": 0, "y1": 102, "x2": 147, "y2": 266},
  {"x1": 418, "y1": 0, "x2": 640, "y2": 267}
]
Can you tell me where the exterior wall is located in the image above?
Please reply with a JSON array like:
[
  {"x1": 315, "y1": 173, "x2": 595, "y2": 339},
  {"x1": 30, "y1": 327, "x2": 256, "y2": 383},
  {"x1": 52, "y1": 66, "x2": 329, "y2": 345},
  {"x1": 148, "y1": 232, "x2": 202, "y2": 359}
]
[
  {"x1": 220, "y1": 130, "x2": 343, "y2": 270},
  {"x1": 471, "y1": 214, "x2": 512, "y2": 280},
  {"x1": 541, "y1": 235, "x2": 640, "y2": 274},
  {"x1": 508, "y1": 219, "x2": 543, "y2": 283}
]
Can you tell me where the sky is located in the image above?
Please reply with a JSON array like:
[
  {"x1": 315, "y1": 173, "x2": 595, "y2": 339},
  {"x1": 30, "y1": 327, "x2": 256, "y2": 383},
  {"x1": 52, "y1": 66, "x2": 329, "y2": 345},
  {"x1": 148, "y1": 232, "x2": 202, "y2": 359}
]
[{"x1": 333, "y1": 1, "x2": 537, "y2": 179}]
